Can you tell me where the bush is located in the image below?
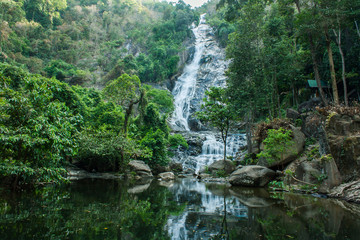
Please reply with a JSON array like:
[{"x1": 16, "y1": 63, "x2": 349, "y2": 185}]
[
  {"x1": 75, "y1": 130, "x2": 147, "y2": 172},
  {"x1": 256, "y1": 127, "x2": 294, "y2": 165},
  {"x1": 140, "y1": 129, "x2": 169, "y2": 167}
]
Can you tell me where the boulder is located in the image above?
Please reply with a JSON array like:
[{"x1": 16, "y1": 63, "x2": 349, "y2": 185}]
[
  {"x1": 152, "y1": 164, "x2": 171, "y2": 176},
  {"x1": 207, "y1": 160, "x2": 236, "y2": 175},
  {"x1": 170, "y1": 162, "x2": 183, "y2": 173},
  {"x1": 128, "y1": 160, "x2": 153, "y2": 178},
  {"x1": 329, "y1": 180, "x2": 360, "y2": 203},
  {"x1": 285, "y1": 154, "x2": 342, "y2": 193},
  {"x1": 229, "y1": 165, "x2": 276, "y2": 187},
  {"x1": 158, "y1": 172, "x2": 175, "y2": 181},
  {"x1": 302, "y1": 113, "x2": 323, "y2": 138},
  {"x1": 286, "y1": 108, "x2": 300, "y2": 121},
  {"x1": 258, "y1": 125, "x2": 305, "y2": 168},
  {"x1": 298, "y1": 97, "x2": 322, "y2": 113},
  {"x1": 326, "y1": 113, "x2": 360, "y2": 182}
]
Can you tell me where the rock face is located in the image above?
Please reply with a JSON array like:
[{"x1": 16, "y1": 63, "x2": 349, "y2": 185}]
[
  {"x1": 128, "y1": 160, "x2": 153, "y2": 178},
  {"x1": 326, "y1": 113, "x2": 360, "y2": 182},
  {"x1": 258, "y1": 125, "x2": 305, "y2": 168},
  {"x1": 207, "y1": 160, "x2": 236, "y2": 175},
  {"x1": 285, "y1": 155, "x2": 342, "y2": 193},
  {"x1": 229, "y1": 166, "x2": 275, "y2": 187},
  {"x1": 158, "y1": 172, "x2": 175, "y2": 181},
  {"x1": 329, "y1": 180, "x2": 360, "y2": 203}
]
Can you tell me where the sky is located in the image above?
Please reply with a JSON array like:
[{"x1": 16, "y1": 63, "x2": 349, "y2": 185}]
[{"x1": 166, "y1": 0, "x2": 209, "y2": 8}]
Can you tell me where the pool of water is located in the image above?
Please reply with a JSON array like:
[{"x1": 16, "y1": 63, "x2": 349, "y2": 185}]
[{"x1": 1, "y1": 178, "x2": 360, "y2": 239}]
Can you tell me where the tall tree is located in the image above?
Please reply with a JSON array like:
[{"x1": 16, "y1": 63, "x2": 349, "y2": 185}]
[
  {"x1": 103, "y1": 74, "x2": 144, "y2": 137},
  {"x1": 197, "y1": 87, "x2": 238, "y2": 162}
]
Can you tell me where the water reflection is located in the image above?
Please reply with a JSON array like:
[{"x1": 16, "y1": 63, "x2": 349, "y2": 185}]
[{"x1": 0, "y1": 178, "x2": 360, "y2": 239}]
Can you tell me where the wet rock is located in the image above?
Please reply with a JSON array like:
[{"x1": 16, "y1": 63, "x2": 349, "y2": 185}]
[
  {"x1": 329, "y1": 180, "x2": 360, "y2": 203},
  {"x1": 158, "y1": 172, "x2": 175, "y2": 181},
  {"x1": 198, "y1": 173, "x2": 212, "y2": 179},
  {"x1": 207, "y1": 160, "x2": 236, "y2": 175},
  {"x1": 128, "y1": 160, "x2": 153, "y2": 178},
  {"x1": 229, "y1": 166, "x2": 276, "y2": 187},
  {"x1": 258, "y1": 125, "x2": 305, "y2": 168}
]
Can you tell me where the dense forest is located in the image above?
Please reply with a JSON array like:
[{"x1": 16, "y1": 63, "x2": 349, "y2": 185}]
[
  {"x1": 0, "y1": 0, "x2": 193, "y2": 187},
  {"x1": 1, "y1": 0, "x2": 360, "y2": 187}
]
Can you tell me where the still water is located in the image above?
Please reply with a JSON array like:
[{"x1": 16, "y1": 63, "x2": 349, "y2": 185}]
[{"x1": 1, "y1": 178, "x2": 360, "y2": 240}]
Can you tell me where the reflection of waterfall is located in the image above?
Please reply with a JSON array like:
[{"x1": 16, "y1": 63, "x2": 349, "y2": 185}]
[
  {"x1": 166, "y1": 179, "x2": 248, "y2": 240},
  {"x1": 171, "y1": 14, "x2": 246, "y2": 172}
]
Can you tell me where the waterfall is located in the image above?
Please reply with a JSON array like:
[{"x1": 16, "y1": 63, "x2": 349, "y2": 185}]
[
  {"x1": 171, "y1": 14, "x2": 246, "y2": 172},
  {"x1": 171, "y1": 16, "x2": 207, "y2": 131}
]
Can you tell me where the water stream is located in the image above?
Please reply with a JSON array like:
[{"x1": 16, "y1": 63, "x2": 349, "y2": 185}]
[{"x1": 171, "y1": 14, "x2": 245, "y2": 172}]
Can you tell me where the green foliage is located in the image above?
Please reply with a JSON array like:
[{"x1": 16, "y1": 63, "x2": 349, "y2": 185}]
[
  {"x1": 257, "y1": 128, "x2": 294, "y2": 165},
  {"x1": 103, "y1": 74, "x2": 141, "y2": 106},
  {"x1": 168, "y1": 134, "x2": 188, "y2": 150},
  {"x1": 44, "y1": 59, "x2": 77, "y2": 81},
  {"x1": 145, "y1": 85, "x2": 174, "y2": 114},
  {"x1": 268, "y1": 180, "x2": 285, "y2": 190},
  {"x1": 307, "y1": 146, "x2": 320, "y2": 161},
  {"x1": 215, "y1": 169, "x2": 227, "y2": 178},
  {"x1": 140, "y1": 129, "x2": 169, "y2": 167},
  {"x1": 75, "y1": 129, "x2": 147, "y2": 172},
  {"x1": 0, "y1": 67, "x2": 80, "y2": 186}
]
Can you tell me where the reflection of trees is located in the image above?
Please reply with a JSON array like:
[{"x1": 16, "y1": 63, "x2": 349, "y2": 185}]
[
  {"x1": 211, "y1": 190, "x2": 229, "y2": 240},
  {"x1": 0, "y1": 179, "x2": 185, "y2": 240}
]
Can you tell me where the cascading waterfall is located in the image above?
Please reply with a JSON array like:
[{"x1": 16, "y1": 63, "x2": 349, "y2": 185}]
[
  {"x1": 171, "y1": 14, "x2": 246, "y2": 172},
  {"x1": 171, "y1": 17, "x2": 207, "y2": 131}
]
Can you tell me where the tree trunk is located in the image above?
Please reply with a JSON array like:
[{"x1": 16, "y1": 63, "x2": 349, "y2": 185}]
[
  {"x1": 309, "y1": 34, "x2": 328, "y2": 106},
  {"x1": 333, "y1": 28, "x2": 348, "y2": 106},
  {"x1": 294, "y1": 0, "x2": 327, "y2": 106},
  {"x1": 325, "y1": 28, "x2": 340, "y2": 106},
  {"x1": 355, "y1": 20, "x2": 360, "y2": 39},
  {"x1": 123, "y1": 101, "x2": 135, "y2": 137},
  {"x1": 294, "y1": 0, "x2": 301, "y2": 13},
  {"x1": 223, "y1": 135, "x2": 227, "y2": 162},
  {"x1": 274, "y1": 73, "x2": 281, "y2": 118}
]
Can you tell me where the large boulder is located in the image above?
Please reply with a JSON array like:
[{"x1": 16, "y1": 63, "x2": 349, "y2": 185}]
[
  {"x1": 128, "y1": 160, "x2": 153, "y2": 178},
  {"x1": 229, "y1": 166, "x2": 275, "y2": 187},
  {"x1": 207, "y1": 160, "x2": 236, "y2": 175},
  {"x1": 326, "y1": 113, "x2": 360, "y2": 182},
  {"x1": 285, "y1": 153, "x2": 342, "y2": 193},
  {"x1": 258, "y1": 125, "x2": 305, "y2": 168}
]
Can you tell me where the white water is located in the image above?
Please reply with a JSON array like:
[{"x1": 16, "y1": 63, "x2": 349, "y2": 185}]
[
  {"x1": 171, "y1": 14, "x2": 246, "y2": 172},
  {"x1": 171, "y1": 16, "x2": 207, "y2": 131},
  {"x1": 171, "y1": 14, "x2": 245, "y2": 172},
  {"x1": 166, "y1": 179, "x2": 248, "y2": 240}
]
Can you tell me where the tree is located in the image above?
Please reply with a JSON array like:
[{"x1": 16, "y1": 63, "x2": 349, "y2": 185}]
[
  {"x1": 103, "y1": 74, "x2": 144, "y2": 137},
  {"x1": 197, "y1": 87, "x2": 238, "y2": 162}
]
